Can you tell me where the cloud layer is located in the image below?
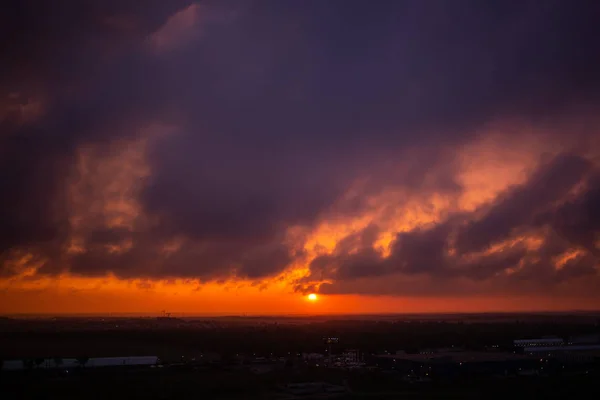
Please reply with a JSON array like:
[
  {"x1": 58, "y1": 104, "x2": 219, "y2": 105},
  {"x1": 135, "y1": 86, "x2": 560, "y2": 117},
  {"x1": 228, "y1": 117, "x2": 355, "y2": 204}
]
[{"x1": 2, "y1": 0, "x2": 600, "y2": 305}]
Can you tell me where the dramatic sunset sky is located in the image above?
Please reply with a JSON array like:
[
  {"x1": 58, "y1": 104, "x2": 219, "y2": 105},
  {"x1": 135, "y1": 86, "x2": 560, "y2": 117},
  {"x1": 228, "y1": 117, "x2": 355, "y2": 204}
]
[{"x1": 2, "y1": 0, "x2": 600, "y2": 315}]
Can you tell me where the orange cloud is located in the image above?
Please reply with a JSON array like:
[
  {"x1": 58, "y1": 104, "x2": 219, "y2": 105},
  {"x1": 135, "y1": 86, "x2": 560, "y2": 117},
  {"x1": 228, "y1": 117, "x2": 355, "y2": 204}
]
[{"x1": 2, "y1": 122, "x2": 599, "y2": 314}]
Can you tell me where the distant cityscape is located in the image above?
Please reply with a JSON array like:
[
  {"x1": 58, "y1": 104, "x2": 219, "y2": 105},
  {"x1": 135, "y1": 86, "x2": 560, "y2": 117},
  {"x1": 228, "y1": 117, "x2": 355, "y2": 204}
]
[{"x1": 2, "y1": 313, "x2": 600, "y2": 398}]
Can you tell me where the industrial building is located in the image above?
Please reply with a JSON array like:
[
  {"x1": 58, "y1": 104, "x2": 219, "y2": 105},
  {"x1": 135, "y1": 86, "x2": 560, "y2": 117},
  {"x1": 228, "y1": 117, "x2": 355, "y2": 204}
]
[
  {"x1": 374, "y1": 351, "x2": 538, "y2": 379},
  {"x1": 524, "y1": 344, "x2": 600, "y2": 364},
  {"x1": 516, "y1": 333, "x2": 600, "y2": 365},
  {"x1": 1, "y1": 356, "x2": 159, "y2": 371},
  {"x1": 513, "y1": 336, "x2": 564, "y2": 347}
]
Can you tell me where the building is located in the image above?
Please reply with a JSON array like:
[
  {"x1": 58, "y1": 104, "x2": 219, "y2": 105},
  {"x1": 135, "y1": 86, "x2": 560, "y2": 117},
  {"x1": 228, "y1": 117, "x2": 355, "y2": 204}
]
[
  {"x1": 374, "y1": 351, "x2": 538, "y2": 379},
  {"x1": 568, "y1": 334, "x2": 600, "y2": 345},
  {"x1": 87, "y1": 356, "x2": 159, "y2": 367},
  {"x1": 523, "y1": 344, "x2": 600, "y2": 364},
  {"x1": 1, "y1": 356, "x2": 159, "y2": 371},
  {"x1": 514, "y1": 336, "x2": 564, "y2": 348}
]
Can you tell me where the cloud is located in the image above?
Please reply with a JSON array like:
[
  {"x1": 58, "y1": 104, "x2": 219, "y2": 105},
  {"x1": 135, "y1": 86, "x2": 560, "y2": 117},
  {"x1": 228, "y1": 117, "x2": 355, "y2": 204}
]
[
  {"x1": 455, "y1": 154, "x2": 593, "y2": 253},
  {"x1": 0, "y1": 0, "x2": 193, "y2": 254},
  {"x1": 301, "y1": 152, "x2": 600, "y2": 296},
  {"x1": 537, "y1": 173, "x2": 600, "y2": 255},
  {"x1": 1, "y1": 1, "x2": 600, "y2": 306},
  {"x1": 147, "y1": 3, "x2": 202, "y2": 53}
]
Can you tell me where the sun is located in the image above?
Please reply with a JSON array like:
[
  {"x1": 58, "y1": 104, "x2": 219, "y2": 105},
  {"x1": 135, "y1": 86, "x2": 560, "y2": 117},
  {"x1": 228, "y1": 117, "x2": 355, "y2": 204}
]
[{"x1": 307, "y1": 293, "x2": 318, "y2": 301}]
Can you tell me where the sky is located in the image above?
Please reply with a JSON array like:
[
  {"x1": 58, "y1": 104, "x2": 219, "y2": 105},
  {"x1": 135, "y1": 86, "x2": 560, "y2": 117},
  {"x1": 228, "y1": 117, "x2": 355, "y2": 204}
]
[{"x1": 2, "y1": 0, "x2": 600, "y2": 315}]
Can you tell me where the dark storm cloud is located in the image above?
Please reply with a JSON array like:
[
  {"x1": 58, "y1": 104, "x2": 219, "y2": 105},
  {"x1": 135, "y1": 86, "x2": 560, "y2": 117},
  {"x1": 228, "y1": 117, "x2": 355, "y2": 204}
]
[
  {"x1": 307, "y1": 224, "x2": 383, "y2": 281},
  {"x1": 537, "y1": 173, "x2": 600, "y2": 255},
  {"x1": 86, "y1": 228, "x2": 133, "y2": 247},
  {"x1": 0, "y1": 0, "x2": 193, "y2": 255},
  {"x1": 0, "y1": 0, "x2": 193, "y2": 88},
  {"x1": 306, "y1": 154, "x2": 600, "y2": 295},
  {"x1": 140, "y1": 0, "x2": 600, "y2": 260},
  {"x1": 455, "y1": 154, "x2": 593, "y2": 253},
  {"x1": 388, "y1": 223, "x2": 455, "y2": 275},
  {"x1": 303, "y1": 219, "x2": 449, "y2": 283},
  {"x1": 2, "y1": 0, "x2": 600, "y2": 286},
  {"x1": 0, "y1": 135, "x2": 70, "y2": 253},
  {"x1": 67, "y1": 236, "x2": 296, "y2": 281}
]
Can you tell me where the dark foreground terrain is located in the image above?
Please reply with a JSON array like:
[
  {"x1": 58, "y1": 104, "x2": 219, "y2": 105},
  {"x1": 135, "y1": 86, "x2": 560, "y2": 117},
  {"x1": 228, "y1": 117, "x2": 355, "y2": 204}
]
[
  {"x1": 1, "y1": 312, "x2": 599, "y2": 399},
  {"x1": 2, "y1": 367, "x2": 600, "y2": 399}
]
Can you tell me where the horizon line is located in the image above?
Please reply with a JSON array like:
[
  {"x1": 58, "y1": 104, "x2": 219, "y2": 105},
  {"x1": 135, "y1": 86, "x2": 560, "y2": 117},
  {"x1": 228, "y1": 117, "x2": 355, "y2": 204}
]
[{"x1": 3, "y1": 309, "x2": 600, "y2": 318}]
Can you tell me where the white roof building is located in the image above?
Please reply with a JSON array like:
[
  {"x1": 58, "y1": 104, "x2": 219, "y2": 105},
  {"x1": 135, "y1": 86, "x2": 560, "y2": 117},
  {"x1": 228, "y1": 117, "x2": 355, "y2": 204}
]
[
  {"x1": 1, "y1": 356, "x2": 158, "y2": 370},
  {"x1": 513, "y1": 337, "x2": 564, "y2": 347}
]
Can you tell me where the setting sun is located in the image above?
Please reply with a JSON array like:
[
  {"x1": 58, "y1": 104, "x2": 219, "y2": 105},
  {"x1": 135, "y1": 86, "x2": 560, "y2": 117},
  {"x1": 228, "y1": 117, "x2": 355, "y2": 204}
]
[{"x1": 307, "y1": 293, "x2": 318, "y2": 301}]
